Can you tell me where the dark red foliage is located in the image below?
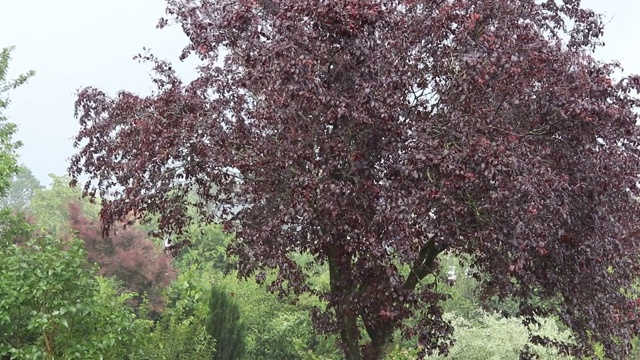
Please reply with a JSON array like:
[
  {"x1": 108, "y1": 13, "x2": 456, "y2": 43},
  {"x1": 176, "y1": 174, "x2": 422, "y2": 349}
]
[
  {"x1": 69, "y1": 0, "x2": 640, "y2": 358},
  {"x1": 68, "y1": 203, "x2": 176, "y2": 314}
]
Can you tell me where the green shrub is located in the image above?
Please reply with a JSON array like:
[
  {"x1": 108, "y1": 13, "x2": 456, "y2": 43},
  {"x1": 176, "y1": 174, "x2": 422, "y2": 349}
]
[
  {"x1": 388, "y1": 311, "x2": 575, "y2": 360},
  {"x1": 0, "y1": 218, "x2": 150, "y2": 359},
  {"x1": 140, "y1": 269, "x2": 216, "y2": 359}
]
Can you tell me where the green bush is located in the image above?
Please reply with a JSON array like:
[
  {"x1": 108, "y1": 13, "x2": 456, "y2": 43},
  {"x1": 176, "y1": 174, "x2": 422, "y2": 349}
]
[
  {"x1": 215, "y1": 273, "x2": 341, "y2": 360},
  {"x1": 0, "y1": 216, "x2": 151, "y2": 359},
  {"x1": 141, "y1": 269, "x2": 216, "y2": 359},
  {"x1": 388, "y1": 311, "x2": 574, "y2": 360}
]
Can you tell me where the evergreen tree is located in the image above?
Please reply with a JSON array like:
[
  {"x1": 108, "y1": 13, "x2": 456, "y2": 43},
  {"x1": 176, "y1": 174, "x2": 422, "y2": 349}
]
[{"x1": 205, "y1": 285, "x2": 246, "y2": 360}]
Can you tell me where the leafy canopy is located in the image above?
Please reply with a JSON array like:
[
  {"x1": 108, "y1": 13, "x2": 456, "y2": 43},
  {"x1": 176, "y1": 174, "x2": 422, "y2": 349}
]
[{"x1": 69, "y1": 1, "x2": 640, "y2": 359}]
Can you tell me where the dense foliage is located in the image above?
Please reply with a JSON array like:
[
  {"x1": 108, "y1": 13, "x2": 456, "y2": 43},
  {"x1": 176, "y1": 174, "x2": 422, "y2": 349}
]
[
  {"x1": 141, "y1": 269, "x2": 216, "y2": 359},
  {"x1": 69, "y1": 202, "x2": 176, "y2": 314},
  {"x1": 0, "y1": 216, "x2": 151, "y2": 359},
  {"x1": 69, "y1": 0, "x2": 640, "y2": 359}
]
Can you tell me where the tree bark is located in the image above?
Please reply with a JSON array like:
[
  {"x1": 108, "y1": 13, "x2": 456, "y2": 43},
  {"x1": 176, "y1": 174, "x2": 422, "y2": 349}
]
[
  {"x1": 362, "y1": 315, "x2": 394, "y2": 360},
  {"x1": 327, "y1": 244, "x2": 362, "y2": 360},
  {"x1": 402, "y1": 239, "x2": 444, "y2": 291}
]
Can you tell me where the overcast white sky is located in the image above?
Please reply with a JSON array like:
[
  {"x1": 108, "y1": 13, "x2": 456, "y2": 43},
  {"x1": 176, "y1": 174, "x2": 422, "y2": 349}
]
[{"x1": 1, "y1": 0, "x2": 638, "y2": 186}]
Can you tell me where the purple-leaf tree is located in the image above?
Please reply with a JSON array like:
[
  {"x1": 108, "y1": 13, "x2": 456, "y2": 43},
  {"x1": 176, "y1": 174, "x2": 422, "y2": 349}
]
[
  {"x1": 69, "y1": 0, "x2": 640, "y2": 358},
  {"x1": 68, "y1": 203, "x2": 176, "y2": 315}
]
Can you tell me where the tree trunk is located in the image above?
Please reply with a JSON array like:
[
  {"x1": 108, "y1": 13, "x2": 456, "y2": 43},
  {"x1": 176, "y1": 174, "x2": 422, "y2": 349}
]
[
  {"x1": 362, "y1": 316, "x2": 395, "y2": 359},
  {"x1": 327, "y1": 244, "x2": 363, "y2": 360},
  {"x1": 340, "y1": 313, "x2": 363, "y2": 360},
  {"x1": 327, "y1": 239, "x2": 443, "y2": 359}
]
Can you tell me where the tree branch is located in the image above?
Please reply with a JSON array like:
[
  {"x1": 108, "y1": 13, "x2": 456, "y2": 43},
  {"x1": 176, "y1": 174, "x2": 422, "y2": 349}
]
[{"x1": 402, "y1": 238, "x2": 445, "y2": 291}]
